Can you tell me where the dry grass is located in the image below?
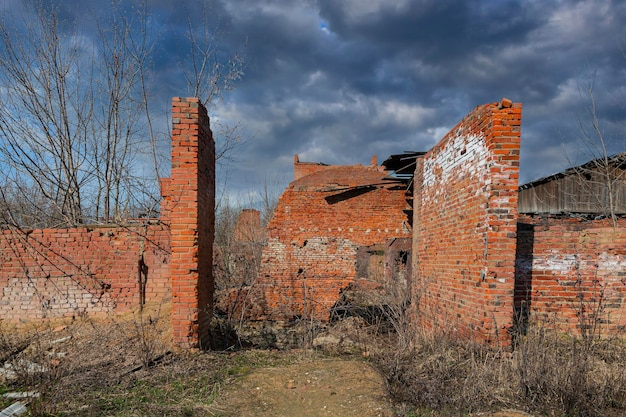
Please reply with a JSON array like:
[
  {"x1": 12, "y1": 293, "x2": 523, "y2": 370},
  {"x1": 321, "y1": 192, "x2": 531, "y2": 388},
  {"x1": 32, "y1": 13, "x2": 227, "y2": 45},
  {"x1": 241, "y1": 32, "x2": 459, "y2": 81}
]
[
  {"x1": 373, "y1": 322, "x2": 626, "y2": 417},
  {"x1": 0, "y1": 304, "x2": 184, "y2": 415},
  {"x1": 0, "y1": 306, "x2": 317, "y2": 417},
  {"x1": 3, "y1": 301, "x2": 626, "y2": 417},
  {"x1": 374, "y1": 329, "x2": 514, "y2": 416},
  {"x1": 513, "y1": 324, "x2": 626, "y2": 417}
]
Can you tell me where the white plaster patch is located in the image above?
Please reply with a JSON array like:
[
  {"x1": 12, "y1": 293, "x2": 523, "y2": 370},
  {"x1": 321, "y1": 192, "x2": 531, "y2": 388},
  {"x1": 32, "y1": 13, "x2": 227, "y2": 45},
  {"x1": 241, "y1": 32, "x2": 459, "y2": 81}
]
[
  {"x1": 532, "y1": 253, "x2": 577, "y2": 272},
  {"x1": 597, "y1": 252, "x2": 626, "y2": 275},
  {"x1": 421, "y1": 132, "x2": 490, "y2": 204},
  {"x1": 263, "y1": 238, "x2": 288, "y2": 264},
  {"x1": 533, "y1": 251, "x2": 626, "y2": 275}
]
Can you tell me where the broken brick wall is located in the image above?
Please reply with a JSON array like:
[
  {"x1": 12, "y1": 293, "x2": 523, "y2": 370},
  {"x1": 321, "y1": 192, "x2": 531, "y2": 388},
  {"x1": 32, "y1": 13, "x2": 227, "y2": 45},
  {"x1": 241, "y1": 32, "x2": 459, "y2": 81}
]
[
  {"x1": 413, "y1": 99, "x2": 522, "y2": 344},
  {"x1": 250, "y1": 160, "x2": 412, "y2": 322},
  {"x1": 0, "y1": 224, "x2": 170, "y2": 320},
  {"x1": 293, "y1": 154, "x2": 332, "y2": 180},
  {"x1": 1, "y1": 97, "x2": 216, "y2": 351},
  {"x1": 516, "y1": 215, "x2": 626, "y2": 335}
]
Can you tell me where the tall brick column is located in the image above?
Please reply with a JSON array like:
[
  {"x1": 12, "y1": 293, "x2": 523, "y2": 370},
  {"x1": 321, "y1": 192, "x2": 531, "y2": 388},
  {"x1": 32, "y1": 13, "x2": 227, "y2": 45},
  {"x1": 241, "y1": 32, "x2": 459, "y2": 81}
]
[{"x1": 169, "y1": 97, "x2": 215, "y2": 348}]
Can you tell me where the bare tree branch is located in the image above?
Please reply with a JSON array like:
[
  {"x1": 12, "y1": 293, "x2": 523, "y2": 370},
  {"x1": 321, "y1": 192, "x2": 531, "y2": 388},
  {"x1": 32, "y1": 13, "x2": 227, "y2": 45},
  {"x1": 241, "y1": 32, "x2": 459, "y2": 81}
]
[{"x1": 0, "y1": 1, "x2": 246, "y2": 228}]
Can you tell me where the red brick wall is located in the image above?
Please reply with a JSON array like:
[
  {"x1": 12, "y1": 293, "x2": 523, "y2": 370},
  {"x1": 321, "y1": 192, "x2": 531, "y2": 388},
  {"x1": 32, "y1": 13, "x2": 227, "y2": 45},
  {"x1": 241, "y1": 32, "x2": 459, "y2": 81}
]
[
  {"x1": 412, "y1": 99, "x2": 522, "y2": 344},
  {"x1": 0, "y1": 97, "x2": 215, "y2": 350},
  {"x1": 516, "y1": 215, "x2": 626, "y2": 335},
  {"x1": 0, "y1": 224, "x2": 170, "y2": 320},
  {"x1": 252, "y1": 162, "x2": 412, "y2": 321},
  {"x1": 168, "y1": 97, "x2": 215, "y2": 348}
]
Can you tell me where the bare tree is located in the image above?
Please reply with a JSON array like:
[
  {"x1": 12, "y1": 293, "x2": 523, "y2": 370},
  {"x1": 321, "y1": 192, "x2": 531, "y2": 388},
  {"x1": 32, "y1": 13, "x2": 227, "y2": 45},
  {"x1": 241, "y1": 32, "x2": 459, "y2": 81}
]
[
  {"x1": 0, "y1": 4, "x2": 93, "y2": 226},
  {"x1": 213, "y1": 183, "x2": 278, "y2": 294},
  {"x1": 0, "y1": 1, "x2": 153, "y2": 226},
  {"x1": 91, "y1": 0, "x2": 157, "y2": 223},
  {"x1": 0, "y1": 180, "x2": 59, "y2": 228},
  {"x1": 181, "y1": 3, "x2": 247, "y2": 168},
  {"x1": 573, "y1": 77, "x2": 625, "y2": 227},
  {"x1": 0, "y1": 1, "x2": 246, "y2": 228},
  {"x1": 213, "y1": 174, "x2": 285, "y2": 337}
]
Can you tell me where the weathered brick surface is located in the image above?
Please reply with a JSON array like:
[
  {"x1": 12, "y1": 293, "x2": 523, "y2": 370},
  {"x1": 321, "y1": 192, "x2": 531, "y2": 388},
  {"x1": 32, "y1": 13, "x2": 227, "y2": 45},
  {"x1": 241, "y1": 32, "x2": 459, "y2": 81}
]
[
  {"x1": 516, "y1": 215, "x2": 626, "y2": 335},
  {"x1": 0, "y1": 224, "x2": 170, "y2": 320},
  {"x1": 251, "y1": 159, "x2": 412, "y2": 321},
  {"x1": 168, "y1": 97, "x2": 215, "y2": 348},
  {"x1": 0, "y1": 97, "x2": 216, "y2": 352},
  {"x1": 412, "y1": 100, "x2": 522, "y2": 344}
]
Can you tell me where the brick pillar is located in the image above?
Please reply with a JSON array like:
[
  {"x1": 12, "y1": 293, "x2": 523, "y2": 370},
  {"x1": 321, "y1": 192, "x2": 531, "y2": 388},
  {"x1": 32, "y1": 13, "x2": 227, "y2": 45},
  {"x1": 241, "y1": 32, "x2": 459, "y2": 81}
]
[
  {"x1": 234, "y1": 209, "x2": 261, "y2": 242},
  {"x1": 169, "y1": 97, "x2": 215, "y2": 349}
]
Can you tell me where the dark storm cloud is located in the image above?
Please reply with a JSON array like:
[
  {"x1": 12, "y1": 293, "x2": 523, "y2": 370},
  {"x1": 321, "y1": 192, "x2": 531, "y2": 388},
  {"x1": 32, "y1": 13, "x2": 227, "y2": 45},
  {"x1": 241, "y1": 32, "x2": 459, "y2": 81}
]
[
  {"x1": 3, "y1": 0, "x2": 624, "y2": 200},
  {"x1": 209, "y1": 0, "x2": 626, "y2": 196},
  {"x1": 318, "y1": 0, "x2": 540, "y2": 61}
]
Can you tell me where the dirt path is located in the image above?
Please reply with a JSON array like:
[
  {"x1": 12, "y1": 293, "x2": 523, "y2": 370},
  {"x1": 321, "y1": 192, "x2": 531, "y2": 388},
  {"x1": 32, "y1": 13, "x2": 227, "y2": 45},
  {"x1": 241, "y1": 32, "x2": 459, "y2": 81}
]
[
  {"x1": 212, "y1": 357, "x2": 393, "y2": 417},
  {"x1": 210, "y1": 353, "x2": 535, "y2": 417}
]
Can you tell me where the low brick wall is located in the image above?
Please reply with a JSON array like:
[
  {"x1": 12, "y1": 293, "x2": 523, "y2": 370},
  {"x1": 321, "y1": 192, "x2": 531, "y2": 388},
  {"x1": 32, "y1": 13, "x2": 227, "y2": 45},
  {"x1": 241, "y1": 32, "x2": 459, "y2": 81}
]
[
  {"x1": 516, "y1": 215, "x2": 626, "y2": 335},
  {"x1": 0, "y1": 223, "x2": 170, "y2": 320}
]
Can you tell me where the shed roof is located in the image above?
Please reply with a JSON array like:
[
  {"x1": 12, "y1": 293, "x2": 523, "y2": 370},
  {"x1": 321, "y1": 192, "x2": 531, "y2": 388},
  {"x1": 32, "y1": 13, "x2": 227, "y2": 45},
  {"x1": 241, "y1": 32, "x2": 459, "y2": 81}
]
[{"x1": 519, "y1": 152, "x2": 626, "y2": 190}]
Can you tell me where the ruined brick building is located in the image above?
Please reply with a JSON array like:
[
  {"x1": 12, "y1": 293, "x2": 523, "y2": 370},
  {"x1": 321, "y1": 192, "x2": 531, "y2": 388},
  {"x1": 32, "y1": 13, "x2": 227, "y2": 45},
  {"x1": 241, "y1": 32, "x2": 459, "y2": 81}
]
[
  {"x1": 234, "y1": 98, "x2": 626, "y2": 344},
  {"x1": 0, "y1": 97, "x2": 215, "y2": 349},
  {"x1": 515, "y1": 152, "x2": 626, "y2": 335},
  {"x1": 1, "y1": 96, "x2": 624, "y2": 348},
  {"x1": 229, "y1": 99, "x2": 521, "y2": 344},
  {"x1": 250, "y1": 155, "x2": 413, "y2": 322}
]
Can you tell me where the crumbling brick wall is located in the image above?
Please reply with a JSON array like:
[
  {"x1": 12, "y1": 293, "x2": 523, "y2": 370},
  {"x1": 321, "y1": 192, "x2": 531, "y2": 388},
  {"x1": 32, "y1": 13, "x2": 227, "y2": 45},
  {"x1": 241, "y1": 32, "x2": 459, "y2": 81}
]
[
  {"x1": 516, "y1": 215, "x2": 626, "y2": 335},
  {"x1": 0, "y1": 224, "x2": 170, "y2": 320},
  {"x1": 293, "y1": 154, "x2": 332, "y2": 181},
  {"x1": 251, "y1": 158, "x2": 412, "y2": 321},
  {"x1": 1, "y1": 97, "x2": 216, "y2": 350},
  {"x1": 412, "y1": 99, "x2": 522, "y2": 344}
]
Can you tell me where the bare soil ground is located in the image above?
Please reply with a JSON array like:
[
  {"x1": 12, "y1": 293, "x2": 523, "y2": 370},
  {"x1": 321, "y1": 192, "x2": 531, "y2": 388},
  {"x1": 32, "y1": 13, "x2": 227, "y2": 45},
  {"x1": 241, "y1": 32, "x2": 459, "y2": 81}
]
[{"x1": 212, "y1": 355, "x2": 393, "y2": 417}]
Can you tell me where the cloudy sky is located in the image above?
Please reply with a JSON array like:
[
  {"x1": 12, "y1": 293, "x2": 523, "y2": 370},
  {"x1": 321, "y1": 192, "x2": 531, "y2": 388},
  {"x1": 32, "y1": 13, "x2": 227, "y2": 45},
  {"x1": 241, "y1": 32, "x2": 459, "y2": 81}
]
[
  {"x1": 201, "y1": 0, "x2": 626, "y2": 198},
  {"x1": 6, "y1": 0, "x2": 626, "y2": 203}
]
